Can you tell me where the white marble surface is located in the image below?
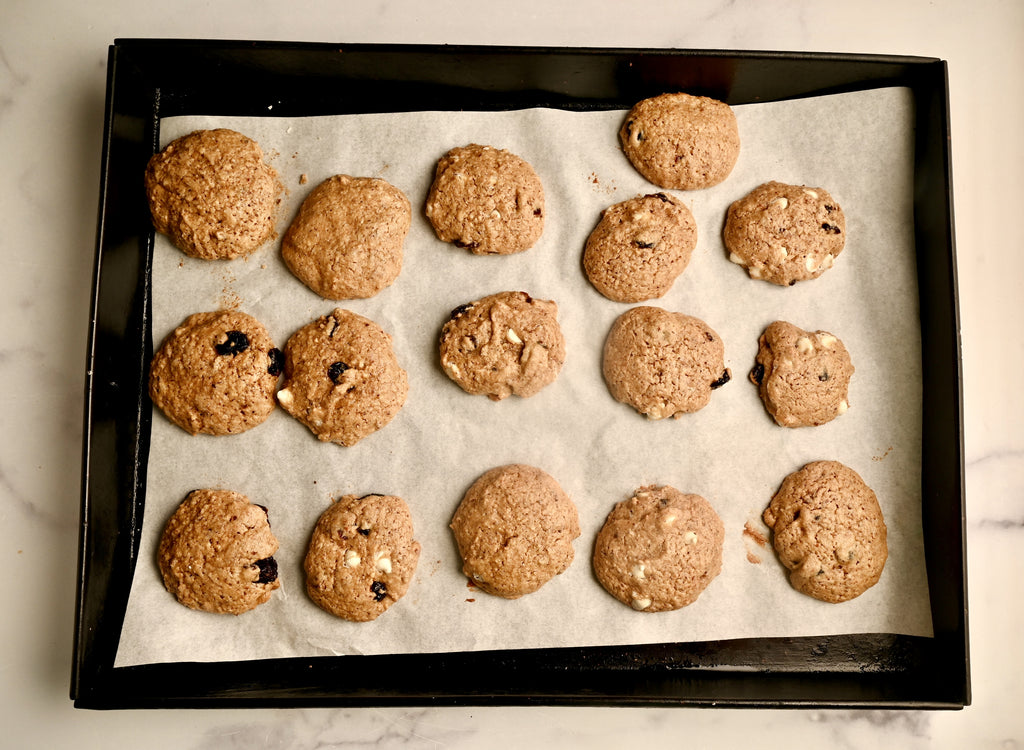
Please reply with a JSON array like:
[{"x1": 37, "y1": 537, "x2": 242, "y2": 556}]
[{"x1": 1, "y1": 0, "x2": 1020, "y2": 746}]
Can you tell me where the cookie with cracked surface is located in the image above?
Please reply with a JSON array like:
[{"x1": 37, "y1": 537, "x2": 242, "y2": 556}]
[
  {"x1": 750, "y1": 321, "x2": 854, "y2": 427},
  {"x1": 724, "y1": 181, "x2": 846, "y2": 285},
  {"x1": 619, "y1": 92, "x2": 740, "y2": 190},
  {"x1": 439, "y1": 291, "x2": 566, "y2": 400},
  {"x1": 763, "y1": 460, "x2": 887, "y2": 603},
  {"x1": 450, "y1": 464, "x2": 580, "y2": 599},
  {"x1": 282, "y1": 174, "x2": 411, "y2": 300},
  {"x1": 601, "y1": 306, "x2": 731, "y2": 419},
  {"x1": 149, "y1": 310, "x2": 283, "y2": 436},
  {"x1": 145, "y1": 128, "x2": 282, "y2": 260},
  {"x1": 593, "y1": 485, "x2": 724, "y2": 612},
  {"x1": 305, "y1": 493, "x2": 421, "y2": 622},
  {"x1": 583, "y1": 192, "x2": 698, "y2": 303},
  {"x1": 424, "y1": 144, "x2": 545, "y2": 255},
  {"x1": 276, "y1": 308, "x2": 408, "y2": 446},
  {"x1": 158, "y1": 489, "x2": 280, "y2": 615}
]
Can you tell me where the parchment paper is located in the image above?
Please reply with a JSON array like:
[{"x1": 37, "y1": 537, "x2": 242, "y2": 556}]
[{"x1": 115, "y1": 87, "x2": 932, "y2": 667}]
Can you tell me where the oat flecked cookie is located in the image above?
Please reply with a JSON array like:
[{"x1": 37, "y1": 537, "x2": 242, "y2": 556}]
[
  {"x1": 439, "y1": 291, "x2": 566, "y2": 400},
  {"x1": 425, "y1": 144, "x2": 545, "y2": 255},
  {"x1": 724, "y1": 181, "x2": 846, "y2": 285},
  {"x1": 602, "y1": 306, "x2": 731, "y2": 419},
  {"x1": 282, "y1": 175, "x2": 411, "y2": 300},
  {"x1": 619, "y1": 93, "x2": 740, "y2": 190},
  {"x1": 593, "y1": 485, "x2": 724, "y2": 612},
  {"x1": 158, "y1": 489, "x2": 280, "y2": 615},
  {"x1": 277, "y1": 308, "x2": 408, "y2": 446},
  {"x1": 450, "y1": 464, "x2": 580, "y2": 599},
  {"x1": 583, "y1": 193, "x2": 698, "y2": 303},
  {"x1": 763, "y1": 461, "x2": 887, "y2": 603},
  {"x1": 305, "y1": 493, "x2": 421, "y2": 622},
  {"x1": 750, "y1": 321, "x2": 854, "y2": 427},
  {"x1": 149, "y1": 310, "x2": 283, "y2": 436},
  {"x1": 145, "y1": 129, "x2": 282, "y2": 260}
]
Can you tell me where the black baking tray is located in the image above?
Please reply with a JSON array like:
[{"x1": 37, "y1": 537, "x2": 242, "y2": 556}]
[{"x1": 73, "y1": 40, "x2": 967, "y2": 709}]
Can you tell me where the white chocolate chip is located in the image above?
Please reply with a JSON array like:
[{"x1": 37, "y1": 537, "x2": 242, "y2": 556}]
[
  {"x1": 683, "y1": 531, "x2": 698, "y2": 545},
  {"x1": 631, "y1": 564, "x2": 647, "y2": 581},
  {"x1": 838, "y1": 399, "x2": 849, "y2": 415},
  {"x1": 770, "y1": 196, "x2": 789, "y2": 209},
  {"x1": 818, "y1": 333, "x2": 837, "y2": 348},
  {"x1": 796, "y1": 337, "x2": 814, "y2": 354},
  {"x1": 445, "y1": 361, "x2": 461, "y2": 377},
  {"x1": 748, "y1": 266, "x2": 763, "y2": 279},
  {"x1": 344, "y1": 549, "x2": 361, "y2": 568},
  {"x1": 630, "y1": 597, "x2": 653, "y2": 611},
  {"x1": 776, "y1": 246, "x2": 789, "y2": 258},
  {"x1": 728, "y1": 252, "x2": 746, "y2": 266},
  {"x1": 506, "y1": 328, "x2": 522, "y2": 345},
  {"x1": 662, "y1": 512, "x2": 678, "y2": 527},
  {"x1": 803, "y1": 189, "x2": 819, "y2": 199},
  {"x1": 276, "y1": 388, "x2": 293, "y2": 406},
  {"x1": 805, "y1": 255, "x2": 818, "y2": 272},
  {"x1": 821, "y1": 253, "x2": 835, "y2": 269},
  {"x1": 373, "y1": 551, "x2": 392, "y2": 574}
]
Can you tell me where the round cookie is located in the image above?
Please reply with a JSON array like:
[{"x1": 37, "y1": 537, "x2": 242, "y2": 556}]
[
  {"x1": 724, "y1": 181, "x2": 846, "y2": 285},
  {"x1": 763, "y1": 461, "x2": 887, "y2": 603},
  {"x1": 149, "y1": 310, "x2": 283, "y2": 436},
  {"x1": 439, "y1": 291, "x2": 566, "y2": 401},
  {"x1": 619, "y1": 92, "x2": 740, "y2": 190},
  {"x1": 145, "y1": 128, "x2": 282, "y2": 260},
  {"x1": 304, "y1": 493, "x2": 421, "y2": 622},
  {"x1": 602, "y1": 306, "x2": 731, "y2": 419},
  {"x1": 158, "y1": 489, "x2": 281, "y2": 615},
  {"x1": 450, "y1": 464, "x2": 580, "y2": 599},
  {"x1": 750, "y1": 321, "x2": 854, "y2": 427},
  {"x1": 593, "y1": 485, "x2": 724, "y2": 612},
  {"x1": 424, "y1": 144, "x2": 545, "y2": 255},
  {"x1": 282, "y1": 175, "x2": 411, "y2": 300},
  {"x1": 583, "y1": 192, "x2": 698, "y2": 303},
  {"x1": 276, "y1": 308, "x2": 408, "y2": 446}
]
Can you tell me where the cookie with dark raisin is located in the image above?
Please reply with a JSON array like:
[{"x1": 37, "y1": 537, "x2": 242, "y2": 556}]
[
  {"x1": 305, "y1": 493, "x2": 421, "y2": 622},
  {"x1": 145, "y1": 129, "x2": 282, "y2": 260},
  {"x1": 583, "y1": 193, "x2": 698, "y2": 303},
  {"x1": 750, "y1": 320, "x2": 854, "y2": 427},
  {"x1": 450, "y1": 464, "x2": 580, "y2": 599},
  {"x1": 724, "y1": 181, "x2": 846, "y2": 285},
  {"x1": 424, "y1": 144, "x2": 544, "y2": 255},
  {"x1": 149, "y1": 310, "x2": 283, "y2": 436},
  {"x1": 602, "y1": 306, "x2": 730, "y2": 419},
  {"x1": 619, "y1": 93, "x2": 740, "y2": 190},
  {"x1": 439, "y1": 291, "x2": 565, "y2": 400},
  {"x1": 763, "y1": 461, "x2": 887, "y2": 603},
  {"x1": 158, "y1": 489, "x2": 281, "y2": 615},
  {"x1": 593, "y1": 485, "x2": 724, "y2": 612},
  {"x1": 276, "y1": 308, "x2": 408, "y2": 446}
]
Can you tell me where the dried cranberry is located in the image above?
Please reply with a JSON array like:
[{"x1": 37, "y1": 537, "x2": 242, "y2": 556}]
[
  {"x1": 751, "y1": 363, "x2": 765, "y2": 385},
  {"x1": 328, "y1": 361, "x2": 350, "y2": 384},
  {"x1": 254, "y1": 557, "x2": 278, "y2": 584},
  {"x1": 370, "y1": 580, "x2": 387, "y2": 602},
  {"x1": 710, "y1": 370, "x2": 731, "y2": 390},
  {"x1": 267, "y1": 348, "x2": 284, "y2": 376},
  {"x1": 215, "y1": 330, "x2": 249, "y2": 355}
]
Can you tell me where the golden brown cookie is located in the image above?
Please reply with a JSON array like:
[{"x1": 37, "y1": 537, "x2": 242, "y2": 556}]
[
  {"x1": 424, "y1": 144, "x2": 545, "y2": 255},
  {"x1": 724, "y1": 181, "x2": 846, "y2": 285},
  {"x1": 601, "y1": 306, "x2": 731, "y2": 419},
  {"x1": 450, "y1": 464, "x2": 580, "y2": 599},
  {"x1": 282, "y1": 174, "x2": 411, "y2": 300},
  {"x1": 750, "y1": 321, "x2": 854, "y2": 427},
  {"x1": 277, "y1": 309, "x2": 408, "y2": 446},
  {"x1": 145, "y1": 129, "x2": 281, "y2": 260},
  {"x1": 619, "y1": 93, "x2": 740, "y2": 190},
  {"x1": 439, "y1": 291, "x2": 566, "y2": 401},
  {"x1": 583, "y1": 193, "x2": 698, "y2": 303},
  {"x1": 148, "y1": 310, "x2": 283, "y2": 436},
  {"x1": 158, "y1": 489, "x2": 280, "y2": 615},
  {"x1": 304, "y1": 493, "x2": 421, "y2": 622},
  {"x1": 593, "y1": 485, "x2": 724, "y2": 612},
  {"x1": 763, "y1": 461, "x2": 887, "y2": 603}
]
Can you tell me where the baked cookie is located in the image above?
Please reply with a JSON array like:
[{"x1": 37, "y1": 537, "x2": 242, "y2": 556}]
[
  {"x1": 750, "y1": 321, "x2": 854, "y2": 427},
  {"x1": 158, "y1": 489, "x2": 280, "y2": 615},
  {"x1": 305, "y1": 493, "x2": 421, "y2": 622},
  {"x1": 145, "y1": 129, "x2": 281, "y2": 260},
  {"x1": 439, "y1": 291, "x2": 566, "y2": 400},
  {"x1": 593, "y1": 485, "x2": 724, "y2": 612},
  {"x1": 724, "y1": 181, "x2": 846, "y2": 285},
  {"x1": 450, "y1": 464, "x2": 580, "y2": 598},
  {"x1": 602, "y1": 306, "x2": 731, "y2": 419},
  {"x1": 149, "y1": 310, "x2": 283, "y2": 436},
  {"x1": 583, "y1": 193, "x2": 698, "y2": 303},
  {"x1": 424, "y1": 144, "x2": 545, "y2": 255},
  {"x1": 763, "y1": 460, "x2": 887, "y2": 603},
  {"x1": 619, "y1": 92, "x2": 740, "y2": 190},
  {"x1": 276, "y1": 308, "x2": 408, "y2": 446},
  {"x1": 281, "y1": 175, "x2": 411, "y2": 300}
]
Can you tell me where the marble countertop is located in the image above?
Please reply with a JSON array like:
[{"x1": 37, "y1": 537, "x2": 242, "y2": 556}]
[{"x1": 2, "y1": 0, "x2": 1020, "y2": 746}]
